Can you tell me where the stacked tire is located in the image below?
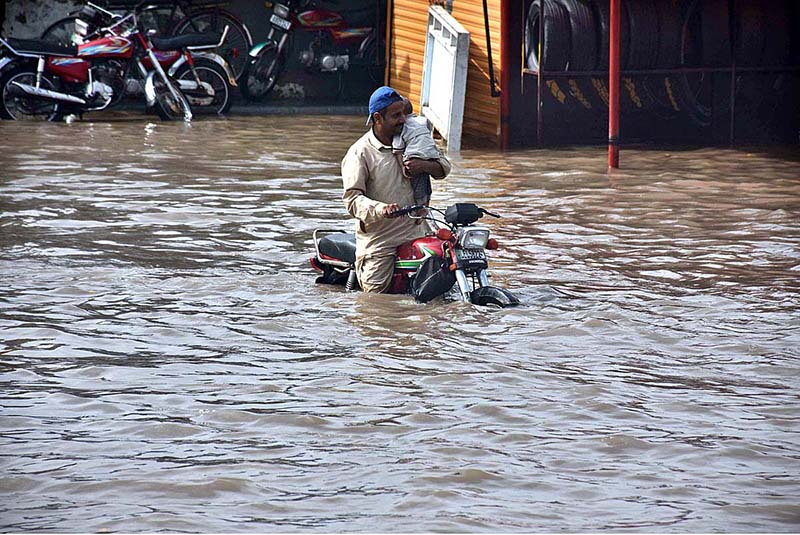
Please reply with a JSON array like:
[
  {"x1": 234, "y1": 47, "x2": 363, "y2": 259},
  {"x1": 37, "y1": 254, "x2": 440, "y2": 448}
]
[{"x1": 524, "y1": 0, "x2": 798, "y2": 143}]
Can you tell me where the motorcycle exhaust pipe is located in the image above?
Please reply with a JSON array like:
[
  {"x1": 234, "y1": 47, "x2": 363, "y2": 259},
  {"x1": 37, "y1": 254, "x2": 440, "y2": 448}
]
[
  {"x1": 177, "y1": 79, "x2": 214, "y2": 95},
  {"x1": 10, "y1": 81, "x2": 86, "y2": 105}
]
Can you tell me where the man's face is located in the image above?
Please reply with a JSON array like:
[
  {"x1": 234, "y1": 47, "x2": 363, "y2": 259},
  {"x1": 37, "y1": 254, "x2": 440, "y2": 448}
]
[{"x1": 374, "y1": 100, "x2": 406, "y2": 139}]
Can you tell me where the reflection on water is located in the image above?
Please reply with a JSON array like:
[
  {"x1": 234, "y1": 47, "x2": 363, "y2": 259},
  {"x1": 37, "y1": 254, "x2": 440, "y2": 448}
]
[{"x1": 1, "y1": 114, "x2": 799, "y2": 531}]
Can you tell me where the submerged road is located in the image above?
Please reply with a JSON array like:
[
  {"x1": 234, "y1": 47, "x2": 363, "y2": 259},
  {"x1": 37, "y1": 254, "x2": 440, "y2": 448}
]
[{"x1": 1, "y1": 114, "x2": 799, "y2": 531}]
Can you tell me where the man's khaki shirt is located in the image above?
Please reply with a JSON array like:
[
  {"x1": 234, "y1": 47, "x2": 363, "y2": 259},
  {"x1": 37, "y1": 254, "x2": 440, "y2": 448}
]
[{"x1": 342, "y1": 128, "x2": 451, "y2": 259}]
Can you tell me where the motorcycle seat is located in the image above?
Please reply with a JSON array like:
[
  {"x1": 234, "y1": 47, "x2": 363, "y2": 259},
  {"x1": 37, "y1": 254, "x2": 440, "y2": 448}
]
[
  {"x1": 151, "y1": 32, "x2": 223, "y2": 51},
  {"x1": 6, "y1": 38, "x2": 78, "y2": 57},
  {"x1": 318, "y1": 232, "x2": 356, "y2": 264}
]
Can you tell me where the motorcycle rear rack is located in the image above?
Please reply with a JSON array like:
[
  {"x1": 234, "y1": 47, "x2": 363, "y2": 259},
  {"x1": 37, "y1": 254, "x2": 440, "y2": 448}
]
[{"x1": 312, "y1": 229, "x2": 352, "y2": 268}]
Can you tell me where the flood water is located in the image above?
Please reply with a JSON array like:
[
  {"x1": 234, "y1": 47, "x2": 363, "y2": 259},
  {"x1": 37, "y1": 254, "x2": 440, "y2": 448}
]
[{"x1": 1, "y1": 114, "x2": 799, "y2": 532}]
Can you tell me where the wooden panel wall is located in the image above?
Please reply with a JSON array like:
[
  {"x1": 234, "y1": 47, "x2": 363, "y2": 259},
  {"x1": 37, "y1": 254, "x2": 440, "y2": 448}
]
[{"x1": 388, "y1": 0, "x2": 503, "y2": 148}]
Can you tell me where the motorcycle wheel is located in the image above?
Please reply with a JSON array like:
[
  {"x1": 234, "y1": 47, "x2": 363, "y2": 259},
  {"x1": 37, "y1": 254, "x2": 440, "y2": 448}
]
[
  {"x1": 470, "y1": 286, "x2": 521, "y2": 308},
  {"x1": 174, "y1": 59, "x2": 232, "y2": 115},
  {"x1": 172, "y1": 9, "x2": 252, "y2": 82},
  {"x1": 0, "y1": 67, "x2": 60, "y2": 121},
  {"x1": 359, "y1": 34, "x2": 387, "y2": 87},
  {"x1": 152, "y1": 76, "x2": 192, "y2": 121},
  {"x1": 240, "y1": 44, "x2": 285, "y2": 102},
  {"x1": 41, "y1": 17, "x2": 82, "y2": 45}
]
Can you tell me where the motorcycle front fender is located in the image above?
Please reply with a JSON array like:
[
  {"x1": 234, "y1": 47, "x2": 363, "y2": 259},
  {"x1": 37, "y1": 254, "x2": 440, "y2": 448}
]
[
  {"x1": 168, "y1": 52, "x2": 237, "y2": 87},
  {"x1": 143, "y1": 71, "x2": 157, "y2": 107},
  {"x1": 357, "y1": 30, "x2": 376, "y2": 57},
  {"x1": 248, "y1": 41, "x2": 272, "y2": 58},
  {"x1": 0, "y1": 57, "x2": 20, "y2": 74}
]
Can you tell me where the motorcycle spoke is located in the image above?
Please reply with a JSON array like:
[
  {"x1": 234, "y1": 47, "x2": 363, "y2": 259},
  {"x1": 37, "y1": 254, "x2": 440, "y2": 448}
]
[{"x1": 177, "y1": 62, "x2": 231, "y2": 114}]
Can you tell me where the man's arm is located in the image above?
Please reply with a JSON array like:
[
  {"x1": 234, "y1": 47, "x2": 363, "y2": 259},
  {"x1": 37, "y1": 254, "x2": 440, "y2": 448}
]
[
  {"x1": 404, "y1": 154, "x2": 451, "y2": 179},
  {"x1": 341, "y1": 148, "x2": 399, "y2": 222}
]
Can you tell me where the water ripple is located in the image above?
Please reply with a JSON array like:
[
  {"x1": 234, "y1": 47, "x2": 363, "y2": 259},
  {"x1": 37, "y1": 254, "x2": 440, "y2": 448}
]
[{"x1": 1, "y1": 118, "x2": 799, "y2": 532}]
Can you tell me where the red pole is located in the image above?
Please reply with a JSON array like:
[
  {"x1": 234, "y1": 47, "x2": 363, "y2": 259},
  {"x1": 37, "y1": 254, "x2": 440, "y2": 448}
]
[{"x1": 608, "y1": 0, "x2": 621, "y2": 168}]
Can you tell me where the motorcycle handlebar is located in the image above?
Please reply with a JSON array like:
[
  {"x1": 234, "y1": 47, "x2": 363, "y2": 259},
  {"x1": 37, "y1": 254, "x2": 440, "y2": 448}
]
[
  {"x1": 390, "y1": 204, "x2": 501, "y2": 221},
  {"x1": 391, "y1": 204, "x2": 425, "y2": 217}
]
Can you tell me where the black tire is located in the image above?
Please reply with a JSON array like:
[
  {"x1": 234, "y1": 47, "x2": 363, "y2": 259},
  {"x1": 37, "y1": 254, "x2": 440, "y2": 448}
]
[
  {"x1": 342, "y1": 34, "x2": 386, "y2": 100},
  {"x1": 733, "y1": 0, "x2": 766, "y2": 67},
  {"x1": 673, "y1": 0, "x2": 728, "y2": 126},
  {"x1": 0, "y1": 67, "x2": 60, "y2": 121},
  {"x1": 625, "y1": 0, "x2": 658, "y2": 69},
  {"x1": 41, "y1": 17, "x2": 82, "y2": 45},
  {"x1": 524, "y1": 0, "x2": 570, "y2": 72},
  {"x1": 153, "y1": 77, "x2": 192, "y2": 121},
  {"x1": 618, "y1": 0, "x2": 659, "y2": 113},
  {"x1": 641, "y1": 1, "x2": 682, "y2": 119},
  {"x1": 588, "y1": 0, "x2": 629, "y2": 108},
  {"x1": 555, "y1": 0, "x2": 598, "y2": 112},
  {"x1": 699, "y1": 0, "x2": 731, "y2": 66},
  {"x1": 470, "y1": 286, "x2": 521, "y2": 308},
  {"x1": 591, "y1": 0, "x2": 630, "y2": 70},
  {"x1": 654, "y1": 0, "x2": 680, "y2": 68},
  {"x1": 556, "y1": 0, "x2": 596, "y2": 71},
  {"x1": 759, "y1": 0, "x2": 790, "y2": 66},
  {"x1": 358, "y1": 33, "x2": 387, "y2": 87},
  {"x1": 172, "y1": 9, "x2": 252, "y2": 82},
  {"x1": 592, "y1": 0, "x2": 659, "y2": 113},
  {"x1": 239, "y1": 44, "x2": 285, "y2": 102},
  {"x1": 174, "y1": 59, "x2": 232, "y2": 115}
]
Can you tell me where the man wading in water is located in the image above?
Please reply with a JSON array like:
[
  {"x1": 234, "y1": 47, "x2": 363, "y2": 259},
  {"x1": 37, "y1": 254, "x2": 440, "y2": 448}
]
[{"x1": 341, "y1": 86, "x2": 451, "y2": 293}]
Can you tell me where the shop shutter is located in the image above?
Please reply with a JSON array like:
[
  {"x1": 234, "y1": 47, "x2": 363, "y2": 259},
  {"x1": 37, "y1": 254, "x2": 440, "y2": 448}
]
[{"x1": 389, "y1": 0, "x2": 502, "y2": 148}]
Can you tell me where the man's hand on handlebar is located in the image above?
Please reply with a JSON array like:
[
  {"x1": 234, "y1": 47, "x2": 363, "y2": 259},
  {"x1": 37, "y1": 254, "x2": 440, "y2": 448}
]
[
  {"x1": 381, "y1": 203, "x2": 401, "y2": 218},
  {"x1": 382, "y1": 204, "x2": 425, "y2": 218}
]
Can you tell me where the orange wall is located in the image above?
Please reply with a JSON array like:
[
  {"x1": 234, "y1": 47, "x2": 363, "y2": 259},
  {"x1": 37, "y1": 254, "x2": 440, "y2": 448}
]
[{"x1": 388, "y1": 0, "x2": 503, "y2": 148}]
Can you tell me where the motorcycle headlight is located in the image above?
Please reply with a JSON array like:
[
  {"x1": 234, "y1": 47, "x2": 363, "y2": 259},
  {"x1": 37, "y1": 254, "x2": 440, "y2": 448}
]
[
  {"x1": 459, "y1": 228, "x2": 490, "y2": 249},
  {"x1": 273, "y1": 3, "x2": 290, "y2": 18}
]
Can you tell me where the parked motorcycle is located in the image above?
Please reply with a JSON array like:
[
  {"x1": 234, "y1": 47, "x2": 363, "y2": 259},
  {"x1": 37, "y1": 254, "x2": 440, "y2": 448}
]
[
  {"x1": 311, "y1": 203, "x2": 521, "y2": 307},
  {"x1": 240, "y1": 0, "x2": 385, "y2": 101},
  {"x1": 0, "y1": 7, "x2": 191, "y2": 121},
  {"x1": 42, "y1": 0, "x2": 252, "y2": 82},
  {"x1": 44, "y1": 2, "x2": 236, "y2": 115}
]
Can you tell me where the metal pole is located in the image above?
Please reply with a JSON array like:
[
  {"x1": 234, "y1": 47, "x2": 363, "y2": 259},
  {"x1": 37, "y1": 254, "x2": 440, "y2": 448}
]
[
  {"x1": 728, "y1": 0, "x2": 736, "y2": 147},
  {"x1": 536, "y1": 0, "x2": 544, "y2": 146},
  {"x1": 499, "y1": 0, "x2": 511, "y2": 150},
  {"x1": 385, "y1": 0, "x2": 393, "y2": 86},
  {"x1": 483, "y1": 0, "x2": 500, "y2": 97},
  {"x1": 608, "y1": 0, "x2": 620, "y2": 168}
]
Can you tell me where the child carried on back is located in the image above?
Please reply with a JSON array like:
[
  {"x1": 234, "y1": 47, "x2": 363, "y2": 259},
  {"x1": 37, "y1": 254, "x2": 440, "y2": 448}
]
[{"x1": 392, "y1": 98, "x2": 440, "y2": 208}]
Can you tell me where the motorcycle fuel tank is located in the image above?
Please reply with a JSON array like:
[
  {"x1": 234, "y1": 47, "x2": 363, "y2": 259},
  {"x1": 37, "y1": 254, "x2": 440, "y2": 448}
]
[
  {"x1": 395, "y1": 236, "x2": 446, "y2": 271},
  {"x1": 296, "y1": 9, "x2": 345, "y2": 30},
  {"x1": 329, "y1": 28, "x2": 373, "y2": 46},
  {"x1": 78, "y1": 36, "x2": 134, "y2": 59}
]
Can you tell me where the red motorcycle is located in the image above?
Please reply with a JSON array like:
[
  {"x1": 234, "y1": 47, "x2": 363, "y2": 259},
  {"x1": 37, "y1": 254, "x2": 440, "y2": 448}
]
[
  {"x1": 42, "y1": 1, "x2": 237, "y2": 116},
  {"x1": 0, "y1": 5, "x2": 192, "y2": 121},
  {"x1": 239, "y1": 0, "x2": 385, "y2": 101},
  {"x1": 310, "y1": 203, "x2": 521, "y2": 307}
]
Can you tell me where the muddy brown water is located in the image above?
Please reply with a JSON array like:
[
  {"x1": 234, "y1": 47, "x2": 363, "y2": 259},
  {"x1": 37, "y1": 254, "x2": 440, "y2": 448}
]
[{"x1": 1, "y1": 114, "x2": 799, "y2": 532}]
